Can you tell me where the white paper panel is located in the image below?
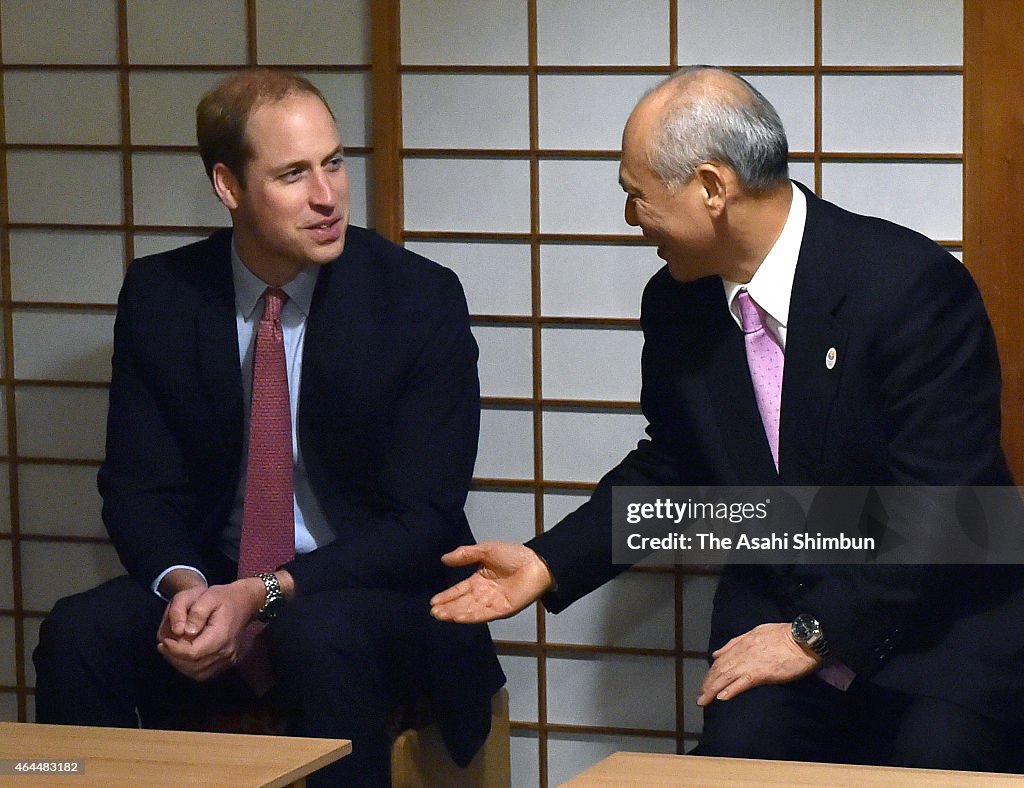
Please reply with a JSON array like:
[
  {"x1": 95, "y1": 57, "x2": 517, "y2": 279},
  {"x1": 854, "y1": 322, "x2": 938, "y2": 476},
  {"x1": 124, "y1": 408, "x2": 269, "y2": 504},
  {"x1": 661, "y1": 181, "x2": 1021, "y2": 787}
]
[
  {"x1": 539, "y1": 159, "x2": 634, "y2": 235},
  {"x1": 681, "y1": 573, "x2": 718, "y2": 652},
  {"x1": 405, "y1": 242, "x2": 532, "y2": 317},
  {"x1": 7, "y1": 152, "x2": 122, "y2": 225},
  {"x1": 344, "y1": 154, "x2": 371, "y2": 229},
  {"x1": 547, "y1": 731, "x2": 676, "y2": 788},
  {"x1": 466, "y1": 490, "x2": 535, "y2": 545},
  {"x1": 789, "y1": 161, "x2": 815, "y2": 188},
  {"x1": 126, "y1": 0, "x2": 247, "y2": 64},
  {"x1": 132, "y1": 153, "x2": 228, "y2": 227},
  {"x1": 489, "y1": 605, "x2": 538, "y2": 644},
  {"x1": 821, "y1": 162, "x2": 962, "y2": 241},
  {"x1": 510, "y1": 732, "x2": 540, "y2": 788},
  {"x1": 403, "y1": 74, "x2": 530, "y2": 150},
  {"x1": 0, "y1": 398, "x2": 7, "y2": 456},
  {"x1": 476, "y1": 408, "x2": 534, "y2": 480},
  {"x1": 678, "y1": 0, "x2": 814, "y2": 66},
  {"x1": 0, "y1": 546, "x2": 11, "y2": 610},
  {"x1": 1, "y1": 0, "x2": 118, "y2": 64},
  {"x1": 0, "y1": 617, "x2": 13, "y2": 686},
  {"x1": 540, "y1": 244, "x2": 661, "y2": 319},
  {"x1": 10, "y1": 231, "x2": 124, "y2": 305},
  {"x1": 0, "y1": 691, "x2": 16, "y2": 722},
  {"x1": 304, "y1": 72, "x2": 372, "y2": 148},
  {"x1": 543, "y1": 411, "x2": 647, "y2": 483},
  {"x1": 543, "y1": 491, "x2": 590, "y2": 531},
  {"x1": 20, "y1": 542, "x2": 123, "y2": 612},
  {"x1": 22, "y1": 618, "x2": 41, "y2": 690},
  {"x1": 499, "y1": 654, "x2": 539, "y2": 723},
  {"x1": 684, "y1": 657, "x2": 708, "y2": 733},
  {"x1": 401, "y1": 0, "x2": 528, "y2": 65},
  {"x1": 545, "y1": 572, "x2": 674, "y2": 649},
  {"x1": 16, "y1": 387, "x2": 108, "y2": 461},
  {"x1": 5, "y1": 72, "x2": 119, "y2": 145},
  {"x1": 130, "y1": 71, "x2": 230, "y2": 146},
  {"x1": 474, "y1": 326, "x2": 533, "y2": 399},
  {"x1": 0, "y1": 466, "x2": 9, "y2": 534},
  {"x1": 821, "y1": 0, "x2": 962, "y2": 66},
  {"x1": 404, "y1": 159, "x2": 530, "y2": 233},
  {"x1": 546, "y1": 652, "x2": 675, "y2": 727},
  {"x1": 13, "y1": 312, "x2": 114, "y2": 383},
  {"x1": 744, "y1": 74, "x2": 815, "y2": 154},
  {"x1": 536, "y1": 0, "x2": 669, "y2": 66},
  {"x1": 537, "y1": 75, "x2": 658, "y2": 151},
  {"x1": 541, "y1": 327, "x2": 642, "y2": 401},
  {"x1": 132, "y1": 233, "x2": 212, "y2": 259},
  {"x1": 256, "y1": 0, "x2": 370, "y2": 64},
  {"x1": 19, "y1": 465, "x2": 105, "y2": 539},
  {"x1": 822, "y1": 75, "x2": 962, "y2": 153}
]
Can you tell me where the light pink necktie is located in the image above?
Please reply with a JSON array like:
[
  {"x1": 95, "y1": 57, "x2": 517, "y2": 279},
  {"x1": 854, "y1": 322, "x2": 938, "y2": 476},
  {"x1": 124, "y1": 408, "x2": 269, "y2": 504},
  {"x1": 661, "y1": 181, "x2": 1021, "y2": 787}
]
[
  {"x1": 737, "y1": 290, "x2": 783, "y2": 470},
  {"x1": 236, "y1": 287, "x2": 295, "y2": 692},
  {"x1": 739, "y1": 290, "x2": 856, "y2": 690}
]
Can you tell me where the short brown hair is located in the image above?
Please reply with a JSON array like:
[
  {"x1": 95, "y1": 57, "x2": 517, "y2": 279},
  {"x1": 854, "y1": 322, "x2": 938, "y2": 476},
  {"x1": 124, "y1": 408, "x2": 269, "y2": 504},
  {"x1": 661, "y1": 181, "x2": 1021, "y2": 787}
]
[{"x1": 196, "y1": 68, "x2": 334, "y2": 186}]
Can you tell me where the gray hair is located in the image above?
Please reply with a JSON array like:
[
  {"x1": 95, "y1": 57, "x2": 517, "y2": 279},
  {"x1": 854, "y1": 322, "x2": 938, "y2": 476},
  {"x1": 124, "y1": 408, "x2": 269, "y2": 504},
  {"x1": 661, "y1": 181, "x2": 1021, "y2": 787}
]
[{"x1": 646, "y1": 66, "x2": 790, "y2": 192}]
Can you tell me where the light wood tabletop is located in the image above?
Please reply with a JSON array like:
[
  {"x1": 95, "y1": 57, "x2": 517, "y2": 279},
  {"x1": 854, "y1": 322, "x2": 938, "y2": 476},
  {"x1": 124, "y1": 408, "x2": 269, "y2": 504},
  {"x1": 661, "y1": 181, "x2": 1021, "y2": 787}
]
[
  {"x1": 560, "y1": 751, "x2": 1024, "y2": 787},
  {"x1": 0, "y1": 722, "x2": 350, "y2": 787}
]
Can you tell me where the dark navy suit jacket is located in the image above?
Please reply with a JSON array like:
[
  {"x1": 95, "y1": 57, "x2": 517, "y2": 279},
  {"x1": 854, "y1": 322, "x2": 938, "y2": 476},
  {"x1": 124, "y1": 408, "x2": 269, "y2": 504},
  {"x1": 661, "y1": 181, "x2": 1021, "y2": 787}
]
[{"x1": 98, "y1": 225, "x2": 504, "y2": 764}]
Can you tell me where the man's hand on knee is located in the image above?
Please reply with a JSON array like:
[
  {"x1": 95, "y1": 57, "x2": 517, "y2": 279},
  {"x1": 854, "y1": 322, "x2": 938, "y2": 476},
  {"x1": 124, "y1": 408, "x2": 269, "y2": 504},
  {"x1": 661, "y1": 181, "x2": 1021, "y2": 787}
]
[
  {"x1": 697, "y1": 623, "x2": 820, "y2": 706},
  {"x1": 157, "y1": 579, "x2": 265, "y2": 681}
]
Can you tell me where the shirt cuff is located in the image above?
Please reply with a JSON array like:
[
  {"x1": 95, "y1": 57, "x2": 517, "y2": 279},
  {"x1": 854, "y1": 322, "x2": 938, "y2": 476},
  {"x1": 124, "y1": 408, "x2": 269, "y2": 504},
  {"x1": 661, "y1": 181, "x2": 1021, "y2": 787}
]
[
  {"x1": 151, "y1": 565, "x2": 208, "y2": 601},
  {"x1": 816, "y1": 659, "x2": 856, "y2": 691}
]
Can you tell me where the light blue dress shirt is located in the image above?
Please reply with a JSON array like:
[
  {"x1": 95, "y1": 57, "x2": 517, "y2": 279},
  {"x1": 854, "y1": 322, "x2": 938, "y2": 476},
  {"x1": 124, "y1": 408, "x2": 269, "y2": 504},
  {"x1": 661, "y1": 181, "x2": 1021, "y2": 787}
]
[{"x1": 151, "y1": 246, "x2": 334, "y2": 596}]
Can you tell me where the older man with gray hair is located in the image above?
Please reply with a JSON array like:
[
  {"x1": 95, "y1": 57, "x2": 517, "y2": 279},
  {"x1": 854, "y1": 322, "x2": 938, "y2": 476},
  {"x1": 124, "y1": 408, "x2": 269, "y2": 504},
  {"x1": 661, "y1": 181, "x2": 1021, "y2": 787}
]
[{"x1": 432, "y1": 65, "x2": 1023, "y2": 772}]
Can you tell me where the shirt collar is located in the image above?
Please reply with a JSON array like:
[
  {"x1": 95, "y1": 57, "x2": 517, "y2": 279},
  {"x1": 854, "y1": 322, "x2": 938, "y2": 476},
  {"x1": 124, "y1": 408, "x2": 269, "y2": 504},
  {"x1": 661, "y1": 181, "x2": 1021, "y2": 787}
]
[
  {"x1": 231, "y1": 240, "x2": 319, "y2": 320},
  {"x1": 722, "y1": 182, "x2": 806, "y2": 331}
]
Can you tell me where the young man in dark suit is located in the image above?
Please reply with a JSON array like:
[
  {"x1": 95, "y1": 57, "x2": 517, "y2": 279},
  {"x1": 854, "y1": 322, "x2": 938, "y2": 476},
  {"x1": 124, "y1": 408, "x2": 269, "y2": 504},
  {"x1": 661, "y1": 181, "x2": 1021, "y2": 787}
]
[
  {"x1": 33, "y1": 68, "x2": 504, "y2": 787},
  {"x1": 431, "y1": 66, "x2": 1022, "y2": 771}
]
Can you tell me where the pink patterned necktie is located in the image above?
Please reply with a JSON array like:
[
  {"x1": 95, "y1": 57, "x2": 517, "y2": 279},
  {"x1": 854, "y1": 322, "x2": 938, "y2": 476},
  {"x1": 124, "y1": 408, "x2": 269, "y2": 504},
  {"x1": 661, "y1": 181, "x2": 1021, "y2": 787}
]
[
  {"x1": 737, "y1": 289, "x2": 783, "y2": 470},
  {"x1": 236, "y1": 287, "x2": 295, "y2": 693},
  {"x1": 738, "y1": 291, "x2": 855, "y2": 690}
]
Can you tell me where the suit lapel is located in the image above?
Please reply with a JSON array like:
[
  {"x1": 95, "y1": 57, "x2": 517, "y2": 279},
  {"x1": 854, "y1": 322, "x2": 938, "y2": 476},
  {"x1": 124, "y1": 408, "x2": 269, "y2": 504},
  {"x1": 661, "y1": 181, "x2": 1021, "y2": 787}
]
[
  {"x1": 194, "y1": 231, "x2": 245, "y2": 446},
  {"x1": 690, "y1": 280, "x2": 779, "y2": 483},
  {"x1": 779, "y1": 188, "x2": 848, "y2": 482}
]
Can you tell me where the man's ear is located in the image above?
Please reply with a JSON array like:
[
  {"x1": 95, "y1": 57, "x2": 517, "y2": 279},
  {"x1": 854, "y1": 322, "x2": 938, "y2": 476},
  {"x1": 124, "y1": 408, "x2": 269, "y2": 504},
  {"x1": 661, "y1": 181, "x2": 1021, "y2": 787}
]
[
  {"x1": 695, "y1": 164, "x2": 729, "y2": 217},
  {"x1": 212, "y1": 163, "x2": 241, "y2": 210}
]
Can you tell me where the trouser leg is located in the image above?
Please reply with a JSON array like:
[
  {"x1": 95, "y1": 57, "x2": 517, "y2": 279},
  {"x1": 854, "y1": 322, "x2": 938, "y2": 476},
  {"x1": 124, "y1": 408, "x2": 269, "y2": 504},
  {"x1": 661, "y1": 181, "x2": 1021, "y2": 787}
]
[
  {"x1": 33, "y1": 575, "x2": 167, "y2": 726},
  {"x1": 267, "y1": 588, "x2": 431, "y2": 788},
  {"x1": 883, "y1": 693, "x2": 1011, "y2": 772},
  {"x1": 692, "y1": 674, "x2": 855, "y2": 763}
]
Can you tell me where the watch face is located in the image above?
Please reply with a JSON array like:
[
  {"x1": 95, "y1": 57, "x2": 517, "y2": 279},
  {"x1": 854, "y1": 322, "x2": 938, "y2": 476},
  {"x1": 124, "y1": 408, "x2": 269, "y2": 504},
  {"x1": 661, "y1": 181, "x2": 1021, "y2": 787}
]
[
  {"x1": 263, "y1": 595, "x2": 285, "y2": 619},
  {"x1": 792, "y1": 614, "x2": 819, "y2": 644}
]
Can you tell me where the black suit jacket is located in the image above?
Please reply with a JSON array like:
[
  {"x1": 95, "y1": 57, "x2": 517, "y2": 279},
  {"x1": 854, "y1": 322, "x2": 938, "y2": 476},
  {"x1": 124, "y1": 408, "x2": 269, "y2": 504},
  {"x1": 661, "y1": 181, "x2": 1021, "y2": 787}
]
[
  {"x1": 97, "y1": 225, "x2": 504, "y2": 763},
  {"x1": 529, "y1": 183, "x2": 1024, "y2": 724}
]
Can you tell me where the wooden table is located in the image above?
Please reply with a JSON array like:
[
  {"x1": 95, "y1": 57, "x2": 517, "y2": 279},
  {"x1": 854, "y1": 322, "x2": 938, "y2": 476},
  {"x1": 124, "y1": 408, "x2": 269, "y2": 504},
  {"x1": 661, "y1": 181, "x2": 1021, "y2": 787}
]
[
  {"x1": 561, "y1": 752, "x2": 1024, "y2": 787},
  {"x1": 0, "y1": 722, "x2": 350, "y2": 787}
]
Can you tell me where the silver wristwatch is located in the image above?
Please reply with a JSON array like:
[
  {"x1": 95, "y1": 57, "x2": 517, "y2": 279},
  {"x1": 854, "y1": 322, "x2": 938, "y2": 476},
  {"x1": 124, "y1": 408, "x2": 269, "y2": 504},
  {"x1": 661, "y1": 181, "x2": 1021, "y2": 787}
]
[
  {"x1": 256, "y1": 572, "x2": 286, "y2": 622},
  {"x1": 791, "y1": 613, "x2": 830, "y2": 658}
]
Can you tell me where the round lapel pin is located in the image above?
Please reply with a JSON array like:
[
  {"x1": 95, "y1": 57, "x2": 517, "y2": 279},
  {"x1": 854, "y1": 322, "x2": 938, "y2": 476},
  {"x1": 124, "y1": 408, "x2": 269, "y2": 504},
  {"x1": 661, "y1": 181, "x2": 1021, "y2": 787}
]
[{"x1": 825, "y1": 347, "x2": 837, "y2": 370}]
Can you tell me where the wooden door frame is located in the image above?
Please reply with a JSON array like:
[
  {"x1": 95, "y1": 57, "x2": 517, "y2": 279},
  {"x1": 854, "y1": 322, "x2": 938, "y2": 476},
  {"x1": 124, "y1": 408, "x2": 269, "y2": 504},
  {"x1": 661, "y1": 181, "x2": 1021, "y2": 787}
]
[{"x1": 964, "y1": 0, "x2": 1024, "y2": 479}]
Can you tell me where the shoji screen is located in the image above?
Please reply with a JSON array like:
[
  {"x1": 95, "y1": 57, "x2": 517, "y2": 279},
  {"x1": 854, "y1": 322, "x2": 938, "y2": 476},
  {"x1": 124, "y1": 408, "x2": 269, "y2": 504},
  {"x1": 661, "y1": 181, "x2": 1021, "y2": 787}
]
[
  {"x1": 399, "y1": 1, "x2": 963, "y2": 786},
  {"x1": 0, "y1": 0, "x2": 373, "y2": 725},
  {"x1": 1, "y1": 2, "x2": 965, "y2": 786}
]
